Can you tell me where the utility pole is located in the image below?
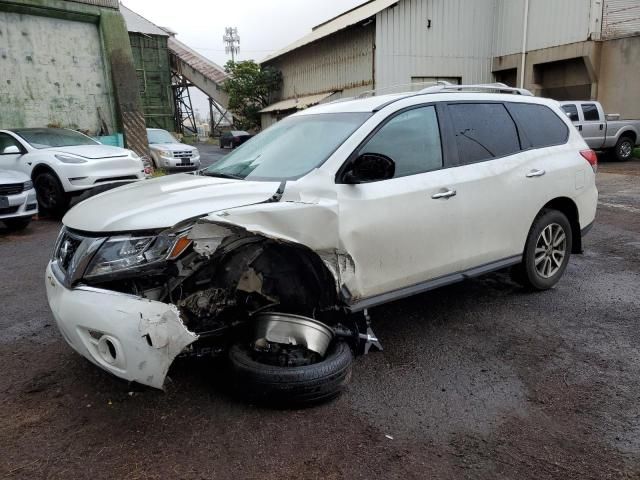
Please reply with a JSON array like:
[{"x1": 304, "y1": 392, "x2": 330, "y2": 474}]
[{"x1": 223, "y1": 27, "x2": 240, "y2": 62}]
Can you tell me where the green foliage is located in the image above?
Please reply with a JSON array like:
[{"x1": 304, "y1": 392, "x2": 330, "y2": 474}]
[
  {"x1": 634, "y1": 147, "x2": 640, "y2": 159},
  {"x1": 223, "y1": 60, "x2": 281, "y2": 131}
]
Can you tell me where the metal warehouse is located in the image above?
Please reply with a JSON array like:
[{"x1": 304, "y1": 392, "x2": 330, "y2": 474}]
[{"x1": 260, "y1": 0, "x2": 640, "y2": 128}]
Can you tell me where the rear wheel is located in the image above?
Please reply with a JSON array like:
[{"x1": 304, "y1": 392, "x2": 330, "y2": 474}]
[
  {"x1": 34, "y1": 171, "x2": 69, "y2": 217},
  {"x1": 3, "y1": 217, "x2": 31, "y2": 231},
  {"x1": 614, "y1": 136, "x2": 634, "y2": 162},
  {"x1": 513, "y1": 209, "x2": 572, "y2": 290}
]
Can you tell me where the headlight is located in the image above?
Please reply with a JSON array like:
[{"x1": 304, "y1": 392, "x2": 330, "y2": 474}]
[
  {"x1": 55, "y1": 154, "x2": 87, "y2": 164},
  {"x1": 23, "y1": 180, "x2": 33, "y2": 190},
  {"x1": 157, "y1": 149, "x2": 172, "y2": 157},
  {"x1": 83, "y1": 231, "x2": 192, "y2": 279}
]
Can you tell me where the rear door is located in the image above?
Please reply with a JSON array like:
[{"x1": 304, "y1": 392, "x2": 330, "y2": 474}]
[{"x1": 580, "y1": 103, "x2": 605, "y2": 149}]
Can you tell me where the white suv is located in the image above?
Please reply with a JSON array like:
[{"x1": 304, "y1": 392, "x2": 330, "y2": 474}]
[
  {"x1": 0, "y1": 128, "x2": 146, "y2": 215},
  {"x1": 46, "y1": 85, "x2": 597, "y2": 404}
]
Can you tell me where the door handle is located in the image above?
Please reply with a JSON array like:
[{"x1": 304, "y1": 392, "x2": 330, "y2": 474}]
[
  {"x1": 599, "y1": 124, "x2": 604, "y2": 130},
  {"x1": 578, "y1": 125, "x2": 583, "y2": 131},
  {"x1": 526, "y1": 169, "x2": 546, "y2": 178},
  {"x1": 431, "y1": 189, "x2": 457, "y2": 199}
]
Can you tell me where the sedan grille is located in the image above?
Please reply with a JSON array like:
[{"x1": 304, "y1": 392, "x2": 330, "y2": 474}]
[
  {"x1": 0, "y1": 183, "x2": 24, "y2": 195},
  {"x1": 0, "y1": 206, "x2": 19, "y2": 215}
]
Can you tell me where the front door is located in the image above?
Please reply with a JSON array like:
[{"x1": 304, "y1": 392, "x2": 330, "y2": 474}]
[{"x1": 336, "y1": 104, "x2": 466, "y2": 300}]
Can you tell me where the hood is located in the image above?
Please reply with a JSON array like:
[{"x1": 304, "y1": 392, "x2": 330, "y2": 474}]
[
  {"x1": 149, "y1": 143, "x2": 197, "y2": 152},
  {"x1": 0, "y1": 169, "x2": 30, "y2": 183},
  {"x1": 48, "y1": 145, "x2": 131, "y2": 159},
  {"x1": 62, "y1": 173, "x2": 281, "y2": 232}
]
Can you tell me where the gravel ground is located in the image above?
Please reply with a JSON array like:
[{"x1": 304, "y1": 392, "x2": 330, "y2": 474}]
[{"x1": 0, "y1": 158, "x2": 639, "y2": 479}]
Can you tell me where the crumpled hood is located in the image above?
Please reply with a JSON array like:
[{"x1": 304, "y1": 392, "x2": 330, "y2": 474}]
[
  {"x1": 62, "y1": 174, "x2": 281, "y2": 232},
  {"x1": 47, "y1": 145, "x2": 131, "y2": 159}
]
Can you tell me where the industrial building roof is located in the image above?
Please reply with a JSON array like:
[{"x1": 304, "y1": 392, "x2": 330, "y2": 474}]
[
  {"x1": 259, "y1": 91, "x2": 336, "y2": 113},
  {"x1": 120, "y1": 3, "x2": 169, "y2": 37},
  {"x1": 261, "y1": 0, "x2": 397, "y2": 64}
]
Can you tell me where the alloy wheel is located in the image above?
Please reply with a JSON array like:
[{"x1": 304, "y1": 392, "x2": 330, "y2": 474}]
[{"x1": 534, "y1": 223, "x2": 567, "y2": 279}]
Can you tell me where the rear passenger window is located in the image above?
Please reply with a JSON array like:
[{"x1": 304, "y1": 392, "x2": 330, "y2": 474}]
[
  {"x1": 508, "y1": 103, "x2": 569, "y2": 149},
  {"x1": 581, "y1": 104, "x2": 600, "y2": 121},
  {"x1": 448, "y1": 103, "x2": 520, "y2": 164},
  {"x1": 359, "y1": 105, "x2": 442, "y2": 178},
  {"x1": 562, "y1": 104, "x2": 579, "y2": 122}
]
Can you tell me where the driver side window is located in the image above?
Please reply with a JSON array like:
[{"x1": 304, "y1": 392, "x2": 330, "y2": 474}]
[
  {"x1": 0, "y1": 133, "x2": 22, "y2": 155},
  {"x1": 359, "y1": 105, "x2": 443, "y2": 178}
]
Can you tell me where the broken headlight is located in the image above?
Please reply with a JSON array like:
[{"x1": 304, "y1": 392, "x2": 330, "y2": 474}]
[{"x1": 83, "y1": 231, "x2": 191, "y2": 279}]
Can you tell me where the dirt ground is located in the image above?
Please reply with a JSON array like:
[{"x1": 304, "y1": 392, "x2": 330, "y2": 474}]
[{"x1": 1, "y1": 158, "x2": 639, "y2": 479}]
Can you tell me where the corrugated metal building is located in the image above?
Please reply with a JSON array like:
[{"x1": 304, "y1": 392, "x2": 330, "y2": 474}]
[{"x1": 260, "y1": 0, "x2": 640, "y2": 127}]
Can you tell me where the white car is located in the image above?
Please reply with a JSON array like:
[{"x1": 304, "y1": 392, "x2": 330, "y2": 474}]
[
  {"x1": 0, "y1": 169, "x2": 37, "y2": 230},
  {"x1": 0, "y1": 128, "x2": 146, "y2": 215},
  {"x1": 147, "y1": 128, "x2": 200, "y2": 171},
  {"x1": 45, "y1": 85, "x2": 598, "y2": 404}
]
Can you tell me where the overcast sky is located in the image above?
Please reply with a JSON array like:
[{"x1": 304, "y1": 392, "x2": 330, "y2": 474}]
[
  {"x1": 122, "y1": 0, "x2": 364, "y2": 66},
  {"x1": 121, "y1": 0, "x2": 364, "y2": 121}
]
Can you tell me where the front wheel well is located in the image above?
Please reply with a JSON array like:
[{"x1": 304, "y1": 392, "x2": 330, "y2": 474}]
[
  {"x1": 31, "y1": 164, "x2": 60, "y2": 182},
  {"x1": 540, "y1": 197, "x2": 582, "y2": 254}
]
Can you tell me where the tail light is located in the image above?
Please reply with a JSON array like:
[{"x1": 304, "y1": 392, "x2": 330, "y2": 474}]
[{"x1": 580, "y1": 149, "x2": 598, "y2": 173}]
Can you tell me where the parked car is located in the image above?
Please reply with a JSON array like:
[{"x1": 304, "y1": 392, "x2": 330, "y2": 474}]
[
  {"x1": 219, "y1": 130, "x2": 252, "y2": 149},
  {"x1": 147, "y1": 128, "x2": 200, "y2": 171},
  {"x1": 560, "y1": 101, "x2": 640, "y2": 161},
  {"x1": 46, "y1": 85, "x2": 597, "y2": 404},
  {"x1": 0, "y1": 169, "x2": 37, "y2": 230},
  {"x1": 0, "y1": 128, "x2": 145, "y2": 216}
]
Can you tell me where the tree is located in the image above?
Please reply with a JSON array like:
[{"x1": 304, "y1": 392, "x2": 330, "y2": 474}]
[{"x1": 223, "y1": 60, "x2": 281, "y2": 131}]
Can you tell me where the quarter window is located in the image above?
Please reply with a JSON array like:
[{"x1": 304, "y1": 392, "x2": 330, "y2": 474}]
[
  {"x1": 508, "y1": 103, "x2": 569, "y2": 149},
  {"x1": 562, "y1": 104, "x2": 579, "y2": 122},
  {"x1": 448, "y1": 103, "x2": 520, "y2": 164},
  {"x1": 359, "y1": 105, "x2": 442, "y2": 178},
  {"x1": 581, "y1": 103, "x2": 600, "y2": 121}
]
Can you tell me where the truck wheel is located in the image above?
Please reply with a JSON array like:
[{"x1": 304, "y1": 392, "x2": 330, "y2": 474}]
[
  {"x1": 228, "y1": 341, "x2": 353, "y2": 406},
  {"x1": 513, "y1": 209, "x2": 572, "y2": 291},
  {"x1": 614, "y1": 136, "x2": 634, "y2": 162},
  {"x1": 34, "y1": 172, "x2": 70, "y2": 217}
]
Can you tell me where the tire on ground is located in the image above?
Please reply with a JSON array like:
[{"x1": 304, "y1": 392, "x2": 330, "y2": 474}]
[
  {"x1": 34, "y1": 171, "x2": 69, "y2": 217},
  {"x1": 228, "y1": 341, "x2": 353, "y2": 406},
  {"x1": 513, "y1": 209, "x2": 573, "y2": 291},
  {"x1": 3, "y1": 217, "x2": 31, "y2": 231},
  {"x1": 614, "y1": 136, "x2": 634, "y2": 162}
]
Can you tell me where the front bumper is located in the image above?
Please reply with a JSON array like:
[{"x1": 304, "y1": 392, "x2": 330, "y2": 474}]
[
  {"x1": 45, "y1": 263, "x2": 198, "y2": 389},
  {"x1": 158, "y1": 154, "x2": 201, "y2": 170},
  {"x1": 0, "y1": 187, "x2": 37, "y2": 220}
]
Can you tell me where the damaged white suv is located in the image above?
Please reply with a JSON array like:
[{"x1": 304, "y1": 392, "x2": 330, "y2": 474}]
[{"x1": 46, "y1": 85, "x2": 598, "y2": 404}]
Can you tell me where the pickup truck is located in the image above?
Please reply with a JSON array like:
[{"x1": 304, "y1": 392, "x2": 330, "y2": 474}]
[{"x1": 560, "y1": 101, "x2": 640, "y2": 161}]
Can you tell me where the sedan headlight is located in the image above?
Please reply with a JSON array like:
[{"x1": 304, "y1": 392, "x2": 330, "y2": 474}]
[
  {"x1": 23, "y1": 180, "x2": 33, "y2": 190},
  {"x1": 55, "y1": 154, "x2": 87, "y2": 164},
  {"x1": 83, "y1": 231, "x2": 192, "y2": 279}
]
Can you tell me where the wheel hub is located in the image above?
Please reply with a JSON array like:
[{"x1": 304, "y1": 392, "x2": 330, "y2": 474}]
[{"x1": 534, "y1": 223, "x2": 567, "y2": 279}]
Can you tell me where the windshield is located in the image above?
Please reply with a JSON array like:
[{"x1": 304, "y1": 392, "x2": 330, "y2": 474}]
[
  {"x1": 14, "y1": 128, "x2": 99, "y2": 149},
  {"x1": 148, "y1": 129, "x2": 178, "y2": 144},
  {"x1": 203, "y1": 112, "x2": 370, "y2": 181}
]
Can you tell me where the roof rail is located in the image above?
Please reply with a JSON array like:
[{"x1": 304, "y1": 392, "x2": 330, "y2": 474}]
[
  {"x1": 356, "y1": 81, "x2": 454, "y2": 99},
  {"x1": 418, "y1": 82, "x2": 533, "y2": 96}
]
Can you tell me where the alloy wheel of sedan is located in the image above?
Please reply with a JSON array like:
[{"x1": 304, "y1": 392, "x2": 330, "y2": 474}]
[{"x1": 534, "y1": 223, "x2": 566, "y2": 279}]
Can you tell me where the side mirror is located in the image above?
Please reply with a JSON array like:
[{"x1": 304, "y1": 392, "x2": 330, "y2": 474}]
[
  {"x1": 343, "y1": 153, "x2": 395, "y2": 184},
  {"x1": 2, "y1": 145, "x2": 20, "y2": 155}
]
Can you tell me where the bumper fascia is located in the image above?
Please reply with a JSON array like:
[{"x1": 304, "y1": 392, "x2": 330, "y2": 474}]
[{"x1": 45, "y1": 263, "x2": 197, "y2": 389}]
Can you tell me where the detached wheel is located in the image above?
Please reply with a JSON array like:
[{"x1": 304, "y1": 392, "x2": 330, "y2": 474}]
[
  {"x1": 513, "y1": 209, "x2": 572, "y2": 290},
  {"x1": 34, "y1": 172, "x2": 69, "y2": 217},
  {"x1": 614, "y1": 136, "x2": 634, "y2": 162},
  {"x1": 229, "y1": 341, "x2": 353, "y2": 406},
  {"x1": 3, "y1": 217, "x2": 31, "y2": 231}
]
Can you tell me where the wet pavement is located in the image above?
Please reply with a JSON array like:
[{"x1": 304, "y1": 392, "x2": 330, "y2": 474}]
[{"x1": 1, "y1": 158, "x2": 639, "y2": 479}]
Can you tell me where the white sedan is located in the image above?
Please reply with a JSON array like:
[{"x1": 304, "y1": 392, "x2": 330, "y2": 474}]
[
  {"x1": 0, "y1": 169, "x2": 37, "y2": 230},
  {"x1": 0, "y1": 128, "x2": 146, "y2": 216}
]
